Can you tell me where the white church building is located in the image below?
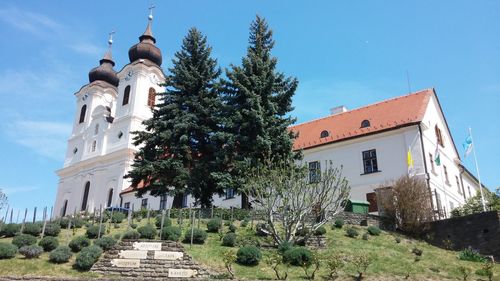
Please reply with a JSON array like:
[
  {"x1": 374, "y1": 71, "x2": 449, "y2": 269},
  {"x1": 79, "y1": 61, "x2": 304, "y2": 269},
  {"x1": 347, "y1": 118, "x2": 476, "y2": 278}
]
[{"x1": 53, "y1": 15, "x2": 482, "y2": 219}]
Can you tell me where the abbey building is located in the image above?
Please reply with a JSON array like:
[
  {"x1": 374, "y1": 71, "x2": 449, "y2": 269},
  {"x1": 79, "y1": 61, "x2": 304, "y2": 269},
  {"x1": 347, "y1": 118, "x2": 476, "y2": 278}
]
[{"x1": 54, "y1": 15, "x2": 483, "y2": 219}]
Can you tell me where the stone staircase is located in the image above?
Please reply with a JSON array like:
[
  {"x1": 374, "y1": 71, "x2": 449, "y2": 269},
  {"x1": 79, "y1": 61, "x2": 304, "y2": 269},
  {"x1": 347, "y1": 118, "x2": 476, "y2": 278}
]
[{"x1": 91, "y1": 239, "x2": 211, "y2": 279}]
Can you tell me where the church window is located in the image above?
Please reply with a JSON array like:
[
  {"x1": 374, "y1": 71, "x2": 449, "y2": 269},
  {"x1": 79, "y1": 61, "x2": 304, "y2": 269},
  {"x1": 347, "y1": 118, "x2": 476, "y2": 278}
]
[
  {"x1": 73, "y1": 147, "x2": 78, "y2": 154},
  {"x1": 159, "y1": 194, "x2": 168, "y2": 210},
  {"x1": 118, "y1": 131, "x2": 123, "y2": 139},
  {"x1": 81, "y1": 182, "x2": 90, "y2": 211},
  {"x1": 320, "y1": 130, "x2": 329, "y2": 138},
  {"x1": 94, "y1": 124, "x2": 99, "y2": 135},
  {"x1": 107, "y1": 189, "x2": 114, "y2": 207},
  {"x1": 141, "y1": 198, "x2": 148, "y2": 209},
  {"x1": 362, "y1": 149, "x2": 378, "y2": 174},
  {"x1": 91, "y1": 140, "x2": 96, "y2": 152},
  {"x1": 61, "y1": 200, "x2": 68, "y2": 217},
  {"x1": 435, "y1": 125, "x2": 444, "y2": 147},
  {"x1": 122, "y1": 86, "x2": 130, "y2": 105},
  {"x1": 308, "y1": 161, "x2": 321, "y2": 183},
  {"x1": 79, "y1": 105, "x2": 87, "y2": 123},
  {"x1": 361, "y1": 119, "x2": 370, "y2": 128},
  {"x1": 147, "y1": 88, "x2": 156, "y2": 107}
]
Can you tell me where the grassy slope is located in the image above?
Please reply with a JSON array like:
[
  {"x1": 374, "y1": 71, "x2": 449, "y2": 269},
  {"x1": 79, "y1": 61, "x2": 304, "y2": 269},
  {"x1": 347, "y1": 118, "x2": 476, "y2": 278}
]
[{"x1": 0, "y1": 219, "x2": 498, "y2": 280}]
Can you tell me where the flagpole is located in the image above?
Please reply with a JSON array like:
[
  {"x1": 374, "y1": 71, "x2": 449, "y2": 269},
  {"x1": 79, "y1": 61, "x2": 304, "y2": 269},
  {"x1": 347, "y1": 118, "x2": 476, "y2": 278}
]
[{"x1": 469, "y1": 127, "x2": 486, "y2": 212}]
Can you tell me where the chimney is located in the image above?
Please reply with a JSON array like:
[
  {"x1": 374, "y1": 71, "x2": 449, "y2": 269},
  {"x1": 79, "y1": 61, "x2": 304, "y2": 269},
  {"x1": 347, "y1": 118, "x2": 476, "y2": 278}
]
[{"x1": 330, "y1": 105, "x2": 348, "y2": 115}]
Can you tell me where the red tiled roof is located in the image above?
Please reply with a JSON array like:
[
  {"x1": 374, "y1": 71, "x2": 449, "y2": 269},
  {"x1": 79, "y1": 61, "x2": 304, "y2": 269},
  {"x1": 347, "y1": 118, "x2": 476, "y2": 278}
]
[{"x1": 290, "y1": 88, "x2": 434, "y2": 150}]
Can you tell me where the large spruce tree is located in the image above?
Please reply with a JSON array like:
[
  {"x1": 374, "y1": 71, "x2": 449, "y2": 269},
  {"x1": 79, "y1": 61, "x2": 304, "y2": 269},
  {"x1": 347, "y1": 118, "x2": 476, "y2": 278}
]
[
  {"x1": 125, "y1": 28, "x2": 225, "y2": 207},
  {"x1": 223, "y1": 16, "x2": 300, "y2": 194}
]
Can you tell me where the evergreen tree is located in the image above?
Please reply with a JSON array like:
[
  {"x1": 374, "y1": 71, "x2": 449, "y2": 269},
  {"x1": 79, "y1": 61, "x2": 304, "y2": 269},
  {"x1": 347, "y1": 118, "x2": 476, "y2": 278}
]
[
  {"x1": 125, "y1": 28, "x2": 225, "y2": 207},
  {"x1": 223, "y1": 16, "x2": 300, "y2": 193}
]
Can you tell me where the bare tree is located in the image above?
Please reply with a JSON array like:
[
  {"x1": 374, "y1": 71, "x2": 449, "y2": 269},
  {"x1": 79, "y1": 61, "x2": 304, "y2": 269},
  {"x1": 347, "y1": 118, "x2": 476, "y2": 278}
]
[
  {"x1": 245, "y1": 161, "x2": 350, "y2": 245},
  {"x1": 376, "y1": 175, "x2": 433, "y2": 236},
  {"x1": 0, "y1": 189, "x2": 7, "y2": 213}
]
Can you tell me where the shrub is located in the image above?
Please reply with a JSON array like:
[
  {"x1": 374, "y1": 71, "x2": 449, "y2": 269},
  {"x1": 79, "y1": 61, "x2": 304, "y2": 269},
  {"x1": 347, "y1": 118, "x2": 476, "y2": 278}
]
[
  {"x1": 367, "y1": 226, "x2": 381, "y2": 236},
  {"x1": 111, "y1": 212, "x2": 126, "y2": 223},
  {"x1": 1, "y1": 223, "x2": 20, "y2": 237},
  {"x1": 43, "y1": 223, "x2": 61, "y2": 237},
  {"x1": 130, "y1": 223, "x2": 138, "y2": 229},
  {"x1": 122, "y1": 230, "x2": 140, "y2": 240},
  {"x1": 113, "y1": 233, "x2": 121, "y2": 240},
  {"x1": 296, "y1": 227, "x2": 309, "y2": 237},
  {"x1": 236, "y1": 245, "x2": 262, "y2": 266},
  {"x1": 255, "y1": 223, "x2": 268, "y2": 236},
  {"x1": 69, "y1": 236, "x2": 91, "y2": 252},
  {"x1": 333, "y1": 218, "x2": 344, "y2": 229},
  {"x1": 457, "y1": 247, "x2": 486, "y2": 262},
  {"x1": 228, "y1": 224, "x2": 237, "y2": 233},
  {"x1": 93, "y1": 236, "x2": 117, "y2": 251},
  {"x1": 283, "y1": 247, "x2": 313, "y2": 266},
  {"x1": 155, "y1": 215, "x2": 172, "y2": 229},
  {"x1": 49, "y1": 246, "x2": 72, "y2": 264},
  {"x1": 362, "y1": 233, "x2": 370, "y2": 240},
  {"x1": 277, "y1": 241, "x2": 293, "y2": 255},
  {"x1": 38, "y1": 236, "x2": 59, "y2": 252},
  {"x1": 161, "y1": 226, "x2": 182, "y2": 241},
  {"x1": 23, "y1": 223, "x2": 41, "y2": 236},
  {"x1": 314, "y1": 226, "x2": 326, "y2": 236},
  {"x1": 72, "y1": 217, "x2": 85, "y2": 228},
  {"x1": 411, "y1": 247, "x2": 423, "y2": 256},
  {"x1": 350, "y1": 253, "x2": 373, "y2": 280},
  {"x1": 240, "y1": 219, "x2": 249, "y2": 228},
  {"x1": 74, "y1": 245, "x2": 103, "y2": 270},
  {"x1": 207, "y1": 218, "x2": 222, "y2": 233},
  {"x1": 19, "y1": 245, "x2": 43, "y2": 259},
  {"x1": 86, "y1": 225, "x2": 105, "y2": 239},
  {"x1": 0, "y1": 243, "x2": 17, "y2": 259},
  {"x1": 345, "y1": 227, "x2": 359, "y2": 238},
  {"x1": 475, "y1": 262, "x2": 494, "y2": 281},
  {"x1": 395, "y1": 237, "x2": 401, "y2": 243},
  {"x1": 183, "y1": 229, "x2": 208, "y2": 244},
  {"x1": 12, "y1": 234, "x2": 37, "y2": 248},
  {"x1": 137, "y1": 224, "x2": 157, "y2": 239},
  {"x1": 222, "y1": 233, "x2": 237, "y2": 247}
]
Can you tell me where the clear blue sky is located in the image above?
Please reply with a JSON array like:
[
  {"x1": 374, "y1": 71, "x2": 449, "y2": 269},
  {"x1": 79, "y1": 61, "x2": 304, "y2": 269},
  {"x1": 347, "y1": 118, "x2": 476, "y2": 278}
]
[{"x1": 0, "y1": 1, "x2": 498, "y2": 215}]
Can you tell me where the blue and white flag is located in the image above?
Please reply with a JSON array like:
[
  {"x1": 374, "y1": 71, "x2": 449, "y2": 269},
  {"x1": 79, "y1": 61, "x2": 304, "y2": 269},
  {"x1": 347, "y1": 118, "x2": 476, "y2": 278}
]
[{"x1": 462, "y1": 134, "x2": 473, "y2": 158}]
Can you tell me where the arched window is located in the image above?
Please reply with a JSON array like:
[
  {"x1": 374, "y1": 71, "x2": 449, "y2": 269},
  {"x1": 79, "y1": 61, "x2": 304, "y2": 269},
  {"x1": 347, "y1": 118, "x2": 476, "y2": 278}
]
[
  {"x1": 107, "y1": 188, "x2": 114, "y2": 207},
  {"x1": 320, "y1": 130, "x2": 329, "y2": 138},
  {"x1": 361, "y1": 119, "x2": 370, "y2": 128},
  {"x1": 61, "y1": 200, "x2": 68, "y2": 217},
  {"x1": 81, "y1": 182, "x2": 90, "y2": 211},
  {"x1": 91, "y1": 140, "x2": 96, "y2": 152},
  {"x1": 79, "y1": 105, "x2": 87, "y2": 123},
  {"x1": 147, "y1": 87, "x2": 156, "y2": 107},
  {"x1": 122, "y1": 85, "x2": 130, "y2": 105}
]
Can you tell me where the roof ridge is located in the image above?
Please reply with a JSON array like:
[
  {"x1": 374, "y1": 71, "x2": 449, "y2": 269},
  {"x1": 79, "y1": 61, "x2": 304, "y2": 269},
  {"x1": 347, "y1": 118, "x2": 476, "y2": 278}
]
[{"x1": 291, "y1": 88, "x2": 433, "y2": 128}]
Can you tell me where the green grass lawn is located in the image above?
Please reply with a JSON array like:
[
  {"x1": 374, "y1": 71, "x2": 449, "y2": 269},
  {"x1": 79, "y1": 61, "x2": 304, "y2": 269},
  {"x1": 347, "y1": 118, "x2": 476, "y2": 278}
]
[{"x1": 0, "y1": 218, "x2": 498, "y2": 280}]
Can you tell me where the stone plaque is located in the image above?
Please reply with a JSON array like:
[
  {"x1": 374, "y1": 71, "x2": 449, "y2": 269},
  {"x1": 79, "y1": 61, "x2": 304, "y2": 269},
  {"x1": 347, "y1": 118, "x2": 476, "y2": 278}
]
[
  {"x1": 111, "y1": 259, "x2": 140, "y2": 268},
  {"x1": 132, "y1": 242, "x2": 162, "y2": 251},
  {"x1": 119, "y1": 250, "x2": 148, "y2": 259},
  {"x1": 168, "y1": 269, "x2": 197, "y2": 278},
  {"x1": 154, "y1": 251, "x2": 183, "y2": 260}
]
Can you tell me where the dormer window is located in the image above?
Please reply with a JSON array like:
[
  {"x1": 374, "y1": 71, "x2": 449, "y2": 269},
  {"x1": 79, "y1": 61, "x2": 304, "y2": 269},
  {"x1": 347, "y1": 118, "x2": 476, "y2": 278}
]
[
  {"x1": 320, "y1": 130, "x2": 329, "y2": 138},
  {"x1": 361, "y1": 119, "x2": 370, "y2": 128},
  {"x1": 122, "y1": 85, "x2": 130, "y2": 106}
]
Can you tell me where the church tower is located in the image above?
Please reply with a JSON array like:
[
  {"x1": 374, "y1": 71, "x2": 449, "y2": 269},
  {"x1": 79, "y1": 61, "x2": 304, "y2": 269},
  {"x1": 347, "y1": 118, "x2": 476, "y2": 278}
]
[{"x1": 54, "y1": 11, "x2": 165, "y2": 217}]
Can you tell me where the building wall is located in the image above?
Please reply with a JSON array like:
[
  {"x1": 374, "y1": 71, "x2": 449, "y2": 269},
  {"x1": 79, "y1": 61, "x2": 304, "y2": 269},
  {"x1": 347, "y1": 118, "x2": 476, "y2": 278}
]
[{"x1": 419, "y1": 93, "x2": 479, "y2": 217}]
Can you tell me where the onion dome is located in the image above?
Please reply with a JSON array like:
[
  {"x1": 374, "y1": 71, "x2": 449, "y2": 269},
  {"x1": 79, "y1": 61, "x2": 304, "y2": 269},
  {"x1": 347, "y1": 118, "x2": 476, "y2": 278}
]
[
  {"x1": 128, "y1": 10, "x2": 162, "y2": 66},
  {"x1": 89, "y1": 32, "x2": 119, "y2": 87}
]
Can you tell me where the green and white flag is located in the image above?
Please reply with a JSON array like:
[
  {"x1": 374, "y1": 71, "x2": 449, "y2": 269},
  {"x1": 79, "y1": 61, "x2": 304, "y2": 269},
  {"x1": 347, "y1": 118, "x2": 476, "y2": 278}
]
[{"x1": 434, "y1": 144, "x2": 441, "y2": 166}]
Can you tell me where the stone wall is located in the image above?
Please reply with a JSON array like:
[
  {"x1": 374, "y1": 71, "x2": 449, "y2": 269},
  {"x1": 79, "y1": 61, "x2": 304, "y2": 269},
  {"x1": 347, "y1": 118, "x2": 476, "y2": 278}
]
[
  {"x1": 425, "y1": 211, "x2": 500, "y2": 260},
  {"x1": 333, "y1": 212, "x2": 383, "y2": 228}
]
